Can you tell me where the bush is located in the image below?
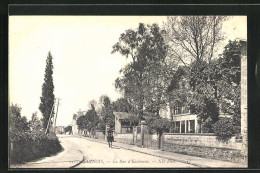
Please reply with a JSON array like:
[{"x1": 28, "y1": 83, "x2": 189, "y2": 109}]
[
  {"x1": 213, "y1": 117, "x2": 234, "y2": 141},
  {"x1": 10, "y1": 130, "x2": 62, "y2": 164},
  {"x1": 148, "y1": 117, "x2": 171, "y2": 135},
  {"x1": 201, "y1": 118, "x2": 214, "y2": 133}
]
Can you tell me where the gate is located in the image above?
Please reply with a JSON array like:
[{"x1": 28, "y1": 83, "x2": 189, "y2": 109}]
[
  {"x1": 133, "y1": 126, "x2": 141, "y2": 146},
  {"x1": 133, "y1": 125, "x2": 161, "y2": 149}
]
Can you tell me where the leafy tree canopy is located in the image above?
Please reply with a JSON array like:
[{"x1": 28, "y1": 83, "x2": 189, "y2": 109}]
[{"x1": 113, "y1": 23, "x2": 169, "y2": 121}]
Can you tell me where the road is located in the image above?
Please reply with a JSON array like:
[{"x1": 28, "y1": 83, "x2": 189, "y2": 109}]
[{"x1": 58, "y1": 135, "x2": 196, "y2": 168}]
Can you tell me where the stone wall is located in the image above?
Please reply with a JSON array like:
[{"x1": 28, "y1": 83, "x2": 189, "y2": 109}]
[
  {"x1": 161, "y1": 133, "x2": 244, "y2": 163},
  {"x1": 95, "y1": 131, "x2": 105, "y2": 140},
  {"x1": 143, "y1": 134, "x2": 158, "y2": 149},
  {"x1": 114, "y1": 133, "x2": 134, "y2": 145},
  {"x1": 115, "y1": 118, "x2": 121, "y2": 134},
  {"x1": 162, "y1": 142, "x2": 245, "y2": 163},
  {"x1": 163, "y1": 133, "x2": 242, "y2": 150}
]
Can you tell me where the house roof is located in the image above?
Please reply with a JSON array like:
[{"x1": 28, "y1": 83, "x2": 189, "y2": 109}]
[{"x1": 114, "y1": 112, "x2": 136, "y2": 120}]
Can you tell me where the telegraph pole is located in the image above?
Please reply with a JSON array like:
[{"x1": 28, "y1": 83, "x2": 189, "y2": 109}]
[
  {"x1": 53, "y1": 98, "x2": 61, "y2": 133},
  {"x1": 45, "y1": 99, "x2": 56, "y2": 135}
]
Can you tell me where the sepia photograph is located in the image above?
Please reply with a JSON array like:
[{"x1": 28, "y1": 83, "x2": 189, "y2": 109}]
[{"x1": 9, "y1": 15, "x2": 247, "y2": 168}]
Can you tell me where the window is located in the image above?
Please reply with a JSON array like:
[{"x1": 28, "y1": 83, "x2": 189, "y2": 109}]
[
  {"x1": 189, "y1": 120, "x2": 195, "y2": 133},
  {"x1": 181, "y1": 120, "x2": 185, "y2": 133},
  {"x1": 121, "y1": 127, "x2": 133, "y2": 133},
  {"x1": 175, "y1": 121, "x2": 180, "y2": 133}
]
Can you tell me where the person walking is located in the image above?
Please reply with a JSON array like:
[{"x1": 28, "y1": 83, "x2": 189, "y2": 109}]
[{"x1": 107, "y1": 130, "x2": 114, "y2": 148}]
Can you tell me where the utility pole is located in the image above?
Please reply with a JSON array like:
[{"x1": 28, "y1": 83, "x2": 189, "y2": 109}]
[
  {"x1": 53, "y1": 98, "x2": 61, "y2": 134},
  {"x1": 45, "y1": 99, "x2": 56, "y2": 135}
]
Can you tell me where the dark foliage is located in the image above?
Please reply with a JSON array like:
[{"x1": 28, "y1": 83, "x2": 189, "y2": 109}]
[
  {"x1": 65, "y1": 126, "x2": 72, "y2": 133},
  {"x1": 10, "y1": 131, "x2": 62, "y2": 164},
  {"x1": 213, "y1": 117, "x2": 235, "y2": 141},
  {"x1": 77, "y1": 107, "x2": 99, "y2": 132},
  {"x1": 39, "y1": 52, "x2": 55, "y2": 130}
]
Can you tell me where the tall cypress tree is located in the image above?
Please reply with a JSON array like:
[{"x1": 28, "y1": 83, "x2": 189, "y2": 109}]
[{"x1": 39, "y1": 51, "x2": 55, "y2": 130}]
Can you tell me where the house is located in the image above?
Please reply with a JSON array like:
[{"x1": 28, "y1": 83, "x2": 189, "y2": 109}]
[
  {"x1": 114, "y1": 112, "x2": 139, "y2": 134},
  {"x1": 72, "y1": 114, "x2": 81, "y2": 135}
]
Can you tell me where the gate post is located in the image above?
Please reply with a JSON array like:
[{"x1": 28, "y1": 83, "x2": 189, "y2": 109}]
[
  {"x1": 140, "y1": 120, "x2": 147, "y2": 148},
  {"x1": 133, "y1": 126, "x2": 137, "y2": 144},
  {"x1": 105, "y1": 124, "x2": 110, "y2": 141}
]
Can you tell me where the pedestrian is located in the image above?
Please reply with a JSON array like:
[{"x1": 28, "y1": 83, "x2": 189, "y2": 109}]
[{"x1": 107, "y1": 130, "x2": 114, "y2": 148}]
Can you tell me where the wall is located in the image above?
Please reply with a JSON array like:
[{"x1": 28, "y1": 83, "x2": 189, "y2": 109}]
[
  {"x1": 142, "y1": 134, "x2": 158, "y2": 149},
  {"x1": 115, "y1": 118, "x2": 121, "y2": 134},
  {"x1": 163, "y1": 133, "x2": 242, "y2": 150},
  {"x1": 95, "y1": 131, "x2": 105, "y2": 140},
  {"x1": 161, "y1": 133, "x2": 244, "y2": 163},
  {"x1": 114, "y1": 133, "x2": 134, "y2": 145}
]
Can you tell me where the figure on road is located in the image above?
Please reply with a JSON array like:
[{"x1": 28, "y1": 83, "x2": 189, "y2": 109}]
[{"x1": 107, "y1": 130, "x2": 114, "y2": 148}]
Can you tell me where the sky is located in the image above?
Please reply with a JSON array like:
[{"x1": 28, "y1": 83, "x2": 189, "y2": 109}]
[{"x1": 9, "y1": 16, "x2": 246, "y2": 126}]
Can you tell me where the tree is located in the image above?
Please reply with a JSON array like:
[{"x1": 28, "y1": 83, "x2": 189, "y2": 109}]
[
  {"x1": 65, "y1": 126, "x2": 72, "y2": 133},
  {"x1": 10, "y1": 103, "x2": 29, "y2": 133},
  {"x1": 166, "y1": 66, "x2": 192, "y2": 122},
  {"x1": 39, "y1": 51, "x2": 55, "y2": 130},
  {"x1": 99, "y1": 95, "x2": 115, "y2": 128},
  {"x1": 164, "y1": 16, "x2": 227, "y2": 65},
  {"x1": 112, "y1": 23, "x2": 168, "y2": 121},
  {"x1": 76, "y1": 106, "x2": 99, "y2": 133},
  {"x1": 217, "y1": 40, "x2": 242, "y2": 132},
  {"x1": 151, "y1": 118, "x2": 171, "y2": 135},
  {"x1": 112, "y1": 97, "x2": 134, "y2": 113},
  {"x1": 29, "y1": 112, "x2": 42, "y2": 131},
  {"x1": 145, "y1": 115, "x2": 170, "y2": 135},
  {"x1": 143, "y1": 56, "x2": 175, "y2": 116},
  {"x1": 164, "y1": 17, "x2": 232, "y2": 130}
]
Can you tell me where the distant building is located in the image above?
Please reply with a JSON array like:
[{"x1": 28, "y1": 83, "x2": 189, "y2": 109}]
[
  {"x1": 72, "y1": 114, "x2": 80, "y2": 135},
  {"x1": 55, "y1": 126, "x2": 65, "y2": 134},
  {"x1": 72, "y1": 110, "x2": 87, "y2": 135}
]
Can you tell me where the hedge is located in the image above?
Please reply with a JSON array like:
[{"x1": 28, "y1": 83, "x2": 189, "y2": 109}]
[{"x1": 10, "y1": 130, "x2": 62, "y2": 164}]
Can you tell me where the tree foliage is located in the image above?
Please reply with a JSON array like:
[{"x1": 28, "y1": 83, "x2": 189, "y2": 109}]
[
  {"x1": 112, "y1": 23, "x2": 168, "y2": 121},
  {"x1": 76, "y1": 106, "x2": 99, "y2": 132},
  {"x1": 146, "y1": 115, "x2": 170, "y2": 135},
  {"x1": 29, "y1": 112, "x2": 42, "y2": 132},
  {"x1": 213, "y1": 117, "x2": 235, "y2": 141},
  {"x1": 112, "y1": 97, "x2": 135, "y2": 113},
  {"x1": 10, "y1": 104, "x2": 30, "y2": 133},
  {"x1": 39, "y1": 51, "x2": 55, "y2": 130},
  {"x1": 99, "y1": 95, "x2": 115, "y2": 128},
  {"x1": 164, "y1": 17, "x2": 242, "y2": 133},
  {"x1": 65, "y1": 125, "x2": 72, "y2": 133}
]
